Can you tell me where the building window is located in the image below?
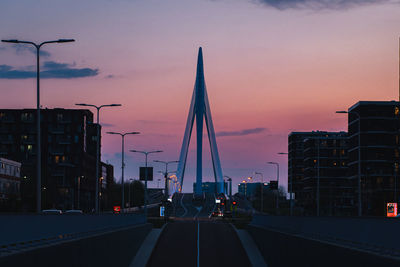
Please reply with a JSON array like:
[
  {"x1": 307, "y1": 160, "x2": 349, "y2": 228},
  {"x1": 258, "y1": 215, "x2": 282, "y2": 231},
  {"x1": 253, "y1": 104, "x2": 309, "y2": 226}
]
[
  {"x1": 0, "y1": 112, "x2": 5, "y2": 119},
  {"x1": 27, "y1": 145, "x2": 33, "y2": 151},
  {"x1": 57, "y1": 114, "x2": 63, "y2": 121},
  {"x1": 20, "y1": 145, "x2": 25, "y2": 152},
  {"x1": 395, "y1": 107, "x2": 399, "y2": 116},
  {"x1": 333, "y1": 162, "x2": 337, "y2": 166},
  {"x1": 21, "y1": 135, "x2": 28, "y2": 141},
  {"x1": 55, "y1": 155, "x2": 60, "y2": 163},
  {"x1": 332, "y1": 149, "x2": 337, "y2": 156}
]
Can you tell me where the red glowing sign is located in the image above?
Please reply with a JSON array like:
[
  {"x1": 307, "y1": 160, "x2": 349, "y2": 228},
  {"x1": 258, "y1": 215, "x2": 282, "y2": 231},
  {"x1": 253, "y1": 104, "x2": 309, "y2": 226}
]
[
  {"x1": 113, "y1": 206, "x2": 121, "y2": 213},
  {"x1": 387, "y1": 203, "x2": 397, "y2": 217}
]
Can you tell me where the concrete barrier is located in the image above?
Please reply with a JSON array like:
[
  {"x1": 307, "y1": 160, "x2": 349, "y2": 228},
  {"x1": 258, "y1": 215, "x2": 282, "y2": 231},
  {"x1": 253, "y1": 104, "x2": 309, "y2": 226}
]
[
  {"x1": 248, "y1": 215, "x2": 400, "y2": 267},
  {"x1": 0, "y1": 223, "x2": 152, "y2": 267}
]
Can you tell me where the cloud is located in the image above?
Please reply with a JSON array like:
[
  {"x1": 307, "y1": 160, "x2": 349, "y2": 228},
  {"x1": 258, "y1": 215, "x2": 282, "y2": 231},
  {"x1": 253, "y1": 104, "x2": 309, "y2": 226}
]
[
  {"x1": 254, "y1": 0, "x2": 392, "y2": 10},
  {"x1": 13, "y1": 44, "x2": 51, "y2": 57},
  {"x1": 216, "y1": 127, "x2": 268, "y2": 137},
  {"x1": 0, "y1": 61, "x2": 98, "y2": 79}
]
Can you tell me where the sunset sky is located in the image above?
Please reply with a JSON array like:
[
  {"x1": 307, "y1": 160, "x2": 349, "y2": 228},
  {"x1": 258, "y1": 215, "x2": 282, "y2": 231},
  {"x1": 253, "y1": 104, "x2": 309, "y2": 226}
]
[{"x1": 1, "y1": 0, "x2": 400, "y2": 193}]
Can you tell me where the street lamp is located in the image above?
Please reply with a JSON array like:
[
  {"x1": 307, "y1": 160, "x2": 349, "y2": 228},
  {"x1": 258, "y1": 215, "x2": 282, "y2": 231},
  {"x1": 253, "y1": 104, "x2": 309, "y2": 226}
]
[
  {"x1": 278, "y1": 152, "x2": 293, "y2": 216},
  {"x1": 267, "y1": 161, "x2": 280, "y2": 214},
  {"x1": 130, "y1": 149, "x2": 163, "y2": 218},
  {"x1": 2, "y1": 38, "x2": 75, "y2": 213},
  {"x1": 129, "y1": 178, "x2": 134, "y2": 208},
  {"x1": 107, "y1": 131, "x2": 140, "y2": 212},
  {"x1": 75, "y1": 103, "x2": 121, "y2": 213},
  {"x1": 337, "y1": 110, "x2": 362, "y2": 216},
  {"x1": 154, "y1": 160, "x2": 179, "y2": 199},
  {"x1": 254, "y1": 172, "x2": 263, "y2": 213},
  {"x1": 223, "y1": 176, "x2": 232, "y2": 200}
]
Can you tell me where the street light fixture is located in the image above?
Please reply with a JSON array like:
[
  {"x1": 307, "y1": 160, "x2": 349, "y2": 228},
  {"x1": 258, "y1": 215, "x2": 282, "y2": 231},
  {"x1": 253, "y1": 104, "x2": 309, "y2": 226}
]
[
  {"x1": 267, "y1": 161, "x2": 280, "y2": 214},
  {"x1": 75, "y1": 103, "x2": 121, "y2": 213},
  {"x1": 107, "y1": 131, "x2": 140, "y2": 212},
  {"x1": 2, "y1": 38, "x2": 75, "y2": 213},
  {"x1": 130, "y1": 149, "x2": 163, "y2": 218},
  {"x1": 336, "y1": 110, "x2": 362, "y2": 217}
]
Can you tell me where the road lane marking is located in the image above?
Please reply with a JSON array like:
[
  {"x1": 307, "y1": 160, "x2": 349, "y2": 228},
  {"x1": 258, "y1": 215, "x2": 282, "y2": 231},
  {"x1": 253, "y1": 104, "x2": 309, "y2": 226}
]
[{"x1": 197, "y1": 220, "x2": 200, "y2": 267}]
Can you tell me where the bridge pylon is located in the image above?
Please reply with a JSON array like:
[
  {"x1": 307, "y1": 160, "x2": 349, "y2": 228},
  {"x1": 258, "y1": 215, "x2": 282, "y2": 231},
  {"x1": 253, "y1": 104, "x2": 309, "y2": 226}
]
[{"x1": 175, "y1": 47, "x2": 224, "y2": 196}]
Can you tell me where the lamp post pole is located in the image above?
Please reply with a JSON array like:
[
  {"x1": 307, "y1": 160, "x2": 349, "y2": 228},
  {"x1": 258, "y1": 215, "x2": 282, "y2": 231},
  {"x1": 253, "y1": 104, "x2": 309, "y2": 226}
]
[
  {"x1": 130, "y1": 150, "x2": 163, "y2": 218},
  {"x1": 129, "y1": 178, "x2": 134, "y2": 208},
  {"x1": 224, "y1": 176, "x2": 232, "y2": 200},
  {"x1": 154, "y1": 160, "x2": 179, "y2": 200},
  {"x1": 336, "y1": 110, "x2": 362, "y2": 216},
  {"x1": 76, "y1": 103, "x2": 121, "y2": 213},
  {"x1": 278, "y1": 152, "x2": 292, "y2": 215},
  {"x1": 2, "y1": 38, "x2": 75, "y2": 213},
  {"x1": 107, "y1": 131, "x2": 140, "y2": 212},
  {"x1": 268, "y1": 162, "x2": 280, "y2": 214},
  {"x1": 254, "y1": 172, "x2": 263, "y2": 213}
]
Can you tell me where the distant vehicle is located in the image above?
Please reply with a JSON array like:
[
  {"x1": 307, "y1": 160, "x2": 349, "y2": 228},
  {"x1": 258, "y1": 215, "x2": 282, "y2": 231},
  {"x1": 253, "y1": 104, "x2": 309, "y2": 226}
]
[
  {"x1": 64, "y1": 210, "x2": 83, "y2": 214},
  {"x1": 42, "y1": 209, "x2": 62, "y2": 215}
]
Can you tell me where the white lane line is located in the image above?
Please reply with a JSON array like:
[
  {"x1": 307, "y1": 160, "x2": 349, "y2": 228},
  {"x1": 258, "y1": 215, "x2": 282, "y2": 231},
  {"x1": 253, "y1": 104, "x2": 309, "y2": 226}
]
[
  {"x1": 180, "y1": 194, "x2": 188, "y2": 218},
  {"x1": 197, "y1": 220, "x2": 200, "y2": 267}
]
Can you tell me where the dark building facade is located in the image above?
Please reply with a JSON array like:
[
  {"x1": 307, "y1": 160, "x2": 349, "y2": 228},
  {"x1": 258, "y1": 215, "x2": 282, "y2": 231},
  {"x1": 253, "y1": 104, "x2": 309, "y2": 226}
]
[
  {"x1": 289, "y1": 131, "x2": 353, "y2": 216},
  {"x1": 347, "y1": 101, "x2": 400, "y2": 216},
  {"x1": 0, "y1": 108, "x2": 111, "y2": 211}
]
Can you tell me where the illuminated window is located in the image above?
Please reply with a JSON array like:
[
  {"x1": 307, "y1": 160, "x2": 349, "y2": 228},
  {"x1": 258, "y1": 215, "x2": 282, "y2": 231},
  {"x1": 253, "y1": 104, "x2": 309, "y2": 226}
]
[
  {"x1": 21, "y1": 135, "x2": 28, "y2": 141},
  {"x1": 313, "y1": 159, "x2": 317, "y2": 164},
  {"x1": 395, "y1": 107, "x2": 399, "y2": 116},
  {"x1": 54, "y1": 156, "x2": 60, "y2": 163},
  {"x1": 341, "y1": 149, "x2": 345, "y2": 155},
  {"x1": 341, "y1": 161, "x2": 346, "y2": 166},
  {"x1": 61, "y1": 156, "x2": 66, "y2": 162},
  {"x1": 27, "y1": 145, "x2": 33, "y2": 151},
  {"x1": 333, "y1": 162, "x2": 337, "y2": 166},
  {"x1": 396, "y1": 150, "x2": 400, "y2": 158},
  {"x1": 332, "y1": 149, "x2": 337, "y2": 156},
  {"x1": 395, "y1": 163, "x2": 399, "y2": 172}
]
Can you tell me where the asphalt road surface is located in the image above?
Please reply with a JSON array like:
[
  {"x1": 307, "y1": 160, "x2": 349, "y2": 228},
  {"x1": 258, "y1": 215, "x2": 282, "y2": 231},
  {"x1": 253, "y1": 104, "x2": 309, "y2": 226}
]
[{"x1": 147, "y1": 220, "x2": 251, "y2": 267}]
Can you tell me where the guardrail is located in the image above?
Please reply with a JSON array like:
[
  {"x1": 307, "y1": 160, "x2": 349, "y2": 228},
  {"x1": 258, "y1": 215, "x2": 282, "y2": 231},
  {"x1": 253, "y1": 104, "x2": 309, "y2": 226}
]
[{"x1": 0, "y1": 213, "x2": 145, "y2": 257}]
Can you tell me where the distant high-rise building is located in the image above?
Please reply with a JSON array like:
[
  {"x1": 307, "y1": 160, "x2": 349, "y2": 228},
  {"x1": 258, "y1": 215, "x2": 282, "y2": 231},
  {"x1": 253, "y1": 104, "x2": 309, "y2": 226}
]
[
  {"x1": 289, "y1": 131, "x2": 353, "y2": 216},
  {"x1": 347, "y1": 101, "x2": 400, "y2": 216},
  {"x1": 0, "y1": 108, "x2": 113, "y2": 211}
]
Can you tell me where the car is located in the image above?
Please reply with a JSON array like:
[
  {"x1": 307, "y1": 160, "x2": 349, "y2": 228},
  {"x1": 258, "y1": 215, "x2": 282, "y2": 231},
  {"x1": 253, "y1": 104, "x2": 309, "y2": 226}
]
[
  {"x1": 41, "y1": 209, "x2": 62, "y2": 215},
  {"x1": 64, "y1": 209, "x2": 83, "y2": 214}
]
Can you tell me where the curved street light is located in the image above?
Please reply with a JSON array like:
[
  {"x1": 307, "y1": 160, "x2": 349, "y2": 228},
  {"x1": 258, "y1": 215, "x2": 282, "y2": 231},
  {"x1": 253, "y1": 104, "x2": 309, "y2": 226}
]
[{"x1": 2, "y1": 38, "x2": 74, "y2": 213}]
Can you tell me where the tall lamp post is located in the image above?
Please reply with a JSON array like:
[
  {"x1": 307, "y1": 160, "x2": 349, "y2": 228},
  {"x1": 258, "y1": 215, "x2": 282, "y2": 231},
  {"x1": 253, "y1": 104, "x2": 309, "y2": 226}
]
[
  {"x1": 254, "y1": 172, "x2": 263, "y2": 213},
  {"x1": 336, "y1": 110, "x2": 362, "y2": 217},
  {"x1": 130, "y1": 149, "x2": 163, "y2": 218},
  {"x1": 107, "y1": 131, "x2": 140, "y2": 212},
  {"x1": 278, "y1": 152, "x2": 293, "y2": 215},
  {"x1": 129, "y1": 178, "x2": 134, "y2": 208},
  {"x1": 75, "y1": 103, "x2": 121, "y2": 213},
  {"x1": 154, "y1": 160, "x2": 179, "y2": 200},
  {"x1": 2, "y1": 38, "x2": 75, "y2": 213},
  {"x1": 267, "y1": 162, "x2": 280, "y2": 214},
  {"x1": 223, "y1": 176, "x2": 232, "y2": 200}
]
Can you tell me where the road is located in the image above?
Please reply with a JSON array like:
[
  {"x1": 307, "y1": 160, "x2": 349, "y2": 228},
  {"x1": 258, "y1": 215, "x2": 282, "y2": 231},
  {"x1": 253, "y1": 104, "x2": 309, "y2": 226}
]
[
  {"x1": 148, "y1": 193, "x2": 250, "y2": 267},
  {"x1": 147, "y1": 220, "x2": 251, "y2": 267}
]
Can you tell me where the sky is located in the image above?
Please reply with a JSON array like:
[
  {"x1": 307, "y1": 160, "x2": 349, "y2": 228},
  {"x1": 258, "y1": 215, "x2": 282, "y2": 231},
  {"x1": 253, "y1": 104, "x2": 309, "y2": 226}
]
[{"x1": 1, "y1": 0, "x2": 400, "y2": 193}]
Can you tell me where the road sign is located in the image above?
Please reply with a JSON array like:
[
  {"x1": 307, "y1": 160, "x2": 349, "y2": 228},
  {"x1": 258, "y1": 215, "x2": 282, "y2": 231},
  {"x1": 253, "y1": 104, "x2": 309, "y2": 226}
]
[
  {"x1": 140, "y1": 167, "x2": 153, "y2": 181},
  {"x1": 160, "y1": 206, "x2": 165, "y2": 217},
  {"x1": 387, "y1": 203, "x2": 397, "y2": 217}
]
